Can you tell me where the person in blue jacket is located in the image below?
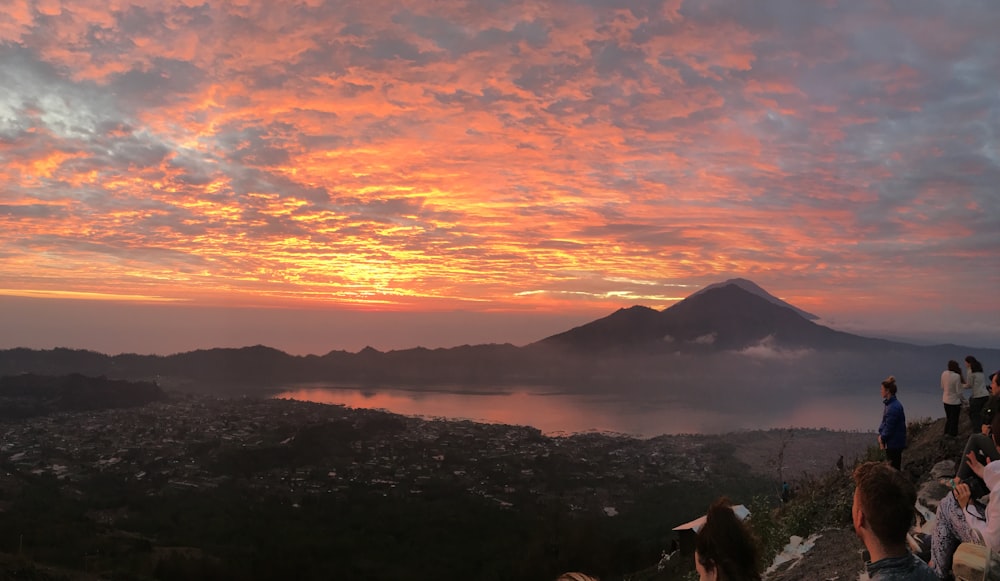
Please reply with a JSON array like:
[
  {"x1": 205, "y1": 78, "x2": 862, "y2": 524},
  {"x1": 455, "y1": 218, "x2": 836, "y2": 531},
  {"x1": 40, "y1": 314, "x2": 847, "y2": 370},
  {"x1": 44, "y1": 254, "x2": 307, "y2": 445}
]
[{"x1": 878, "y1": 376, "x2": 906, "y2": 470}]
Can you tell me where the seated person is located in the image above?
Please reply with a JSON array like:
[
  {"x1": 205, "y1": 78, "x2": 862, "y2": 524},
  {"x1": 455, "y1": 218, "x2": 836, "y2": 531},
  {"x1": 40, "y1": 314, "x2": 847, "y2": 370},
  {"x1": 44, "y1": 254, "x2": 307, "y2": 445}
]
[
  {"x1": 931, "y1": 408, "x2": 1000, "y2": 578},
  {"x1": 853, "y1": 462, "x2": 936, "y2": 580},
  {"x1": 953, "y1": 371, "x2": 1000, "y2": 498}
]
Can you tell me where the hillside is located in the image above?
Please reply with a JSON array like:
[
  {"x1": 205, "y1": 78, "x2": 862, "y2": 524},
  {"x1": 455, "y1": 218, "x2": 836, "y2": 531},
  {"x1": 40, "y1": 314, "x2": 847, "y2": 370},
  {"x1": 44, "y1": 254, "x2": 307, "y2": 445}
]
[
  {"x1": 761, "y1": 413, "x2": 967, "y2": 581},
  {"x1": 629, "y1": 411, "x2": 965, "y2": 581}
]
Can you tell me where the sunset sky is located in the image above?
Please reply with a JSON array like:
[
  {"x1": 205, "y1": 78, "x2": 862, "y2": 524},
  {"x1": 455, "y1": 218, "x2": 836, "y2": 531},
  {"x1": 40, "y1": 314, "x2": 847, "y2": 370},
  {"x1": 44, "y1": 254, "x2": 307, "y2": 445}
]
[{"x1": 1, "y1": 0, "x2": 999, "y2": 355}]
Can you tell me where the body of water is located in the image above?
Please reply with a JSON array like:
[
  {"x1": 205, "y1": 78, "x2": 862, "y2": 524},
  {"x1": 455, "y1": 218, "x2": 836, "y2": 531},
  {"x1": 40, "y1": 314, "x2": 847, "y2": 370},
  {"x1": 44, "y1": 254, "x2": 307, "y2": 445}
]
[{"x1": 272, "y1": 385, "x2": 944, "y2": 436}]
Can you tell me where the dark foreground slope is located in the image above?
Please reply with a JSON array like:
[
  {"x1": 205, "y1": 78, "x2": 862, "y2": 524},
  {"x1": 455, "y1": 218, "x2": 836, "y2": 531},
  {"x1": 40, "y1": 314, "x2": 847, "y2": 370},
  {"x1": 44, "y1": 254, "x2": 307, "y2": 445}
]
[
  {"x1": 626, "y1": 412, "x2": 965, "y2": 581},
  {"x1": 756, "y1": 415, "x2": 963, "y2": 581},
  {"x1": 763, "y1": 413, "x2": 964, "y2": 581}
]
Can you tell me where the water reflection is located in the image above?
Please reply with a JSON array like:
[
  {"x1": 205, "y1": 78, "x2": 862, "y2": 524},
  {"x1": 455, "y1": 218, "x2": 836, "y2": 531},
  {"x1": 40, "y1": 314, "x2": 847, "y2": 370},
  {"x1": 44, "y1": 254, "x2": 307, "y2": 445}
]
[{"x1": 273, "y1": 386, "x2": 940, "y2": 436}]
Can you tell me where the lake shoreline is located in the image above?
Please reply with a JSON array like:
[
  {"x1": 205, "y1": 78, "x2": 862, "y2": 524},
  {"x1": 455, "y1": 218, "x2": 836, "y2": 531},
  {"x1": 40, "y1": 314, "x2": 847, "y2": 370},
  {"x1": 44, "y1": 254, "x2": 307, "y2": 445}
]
[{"x1": 271, "y1": 384, "x2": 897, "y2": 438}]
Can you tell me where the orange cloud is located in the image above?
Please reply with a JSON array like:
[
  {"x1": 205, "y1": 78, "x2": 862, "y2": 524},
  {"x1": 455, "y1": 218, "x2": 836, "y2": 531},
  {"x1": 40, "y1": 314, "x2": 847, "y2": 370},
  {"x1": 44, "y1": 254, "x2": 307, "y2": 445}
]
[{"x1": 0, "y1": 0, "x2": 996, "y2": 346}]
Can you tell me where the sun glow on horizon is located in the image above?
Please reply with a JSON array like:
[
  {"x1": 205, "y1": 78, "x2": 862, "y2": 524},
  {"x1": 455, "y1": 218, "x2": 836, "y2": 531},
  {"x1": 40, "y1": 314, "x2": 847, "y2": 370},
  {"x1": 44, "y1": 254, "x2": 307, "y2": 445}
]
[
  {"x1": 0, "y1": 289, "x2": 185, "y2": 303},
  {"x1": 0, "y1": 0, "x2": 997, "y2": 332}
]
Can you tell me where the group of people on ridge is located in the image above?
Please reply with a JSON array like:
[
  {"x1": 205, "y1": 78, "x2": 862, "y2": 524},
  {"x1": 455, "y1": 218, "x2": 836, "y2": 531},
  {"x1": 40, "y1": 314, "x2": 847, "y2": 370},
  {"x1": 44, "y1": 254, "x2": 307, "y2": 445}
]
[
  {"x1": 940, "y1": 356, "x2": 991, "y2": 438},
  {"x1": 879, "y1": 356, "x2": 992, "y2": 471},
  {"x1": 875, "y1": 355, "x2": 1000, "y2": 579},
  {"x1": 561, "y1": 356, "x2": 1000, "y2": 581}
]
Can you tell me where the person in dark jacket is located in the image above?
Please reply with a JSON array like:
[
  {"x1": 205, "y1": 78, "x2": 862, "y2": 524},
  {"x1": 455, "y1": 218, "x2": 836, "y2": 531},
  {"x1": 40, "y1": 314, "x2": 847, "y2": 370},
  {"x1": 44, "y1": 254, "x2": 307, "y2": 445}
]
[{"x1": 878, "y1": 376, "x2": 906, "y2": 470}]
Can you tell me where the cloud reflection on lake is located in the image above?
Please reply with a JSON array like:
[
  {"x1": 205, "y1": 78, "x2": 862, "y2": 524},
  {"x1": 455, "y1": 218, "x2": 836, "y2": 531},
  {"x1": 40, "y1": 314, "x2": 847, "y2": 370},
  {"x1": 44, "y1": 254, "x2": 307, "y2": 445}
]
[{"x1": 272, "y1": 386, "x2": 940, "y2": 436}]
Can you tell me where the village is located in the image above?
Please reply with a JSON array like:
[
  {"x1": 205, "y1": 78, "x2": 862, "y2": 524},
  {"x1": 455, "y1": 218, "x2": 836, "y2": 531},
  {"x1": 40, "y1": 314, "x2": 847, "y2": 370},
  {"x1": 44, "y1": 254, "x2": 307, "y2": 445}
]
[
  {"x1": 0, "y1": 386, "x2": 881, "y2": 579},
  {"x1": 0, "y1": 392, "x2": 728, "y2": 518}
]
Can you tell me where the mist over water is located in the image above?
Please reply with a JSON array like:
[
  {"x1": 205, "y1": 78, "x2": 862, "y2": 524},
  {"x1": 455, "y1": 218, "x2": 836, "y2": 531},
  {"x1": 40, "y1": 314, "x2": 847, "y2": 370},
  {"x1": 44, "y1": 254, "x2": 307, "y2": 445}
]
[
  {"x1": 273, "y1": 349, "x2": 974, "y2": 435},
  {"x1": 273, "y1": 385, "x2": 942, "y2": 436}
]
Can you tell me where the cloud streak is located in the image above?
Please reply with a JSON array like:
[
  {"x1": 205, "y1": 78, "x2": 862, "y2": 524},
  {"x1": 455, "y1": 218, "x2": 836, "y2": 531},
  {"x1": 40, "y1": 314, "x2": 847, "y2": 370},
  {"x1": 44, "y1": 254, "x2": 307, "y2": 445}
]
[{"x1": 1, "y1": 0, "x2": 999, "y2": 348}]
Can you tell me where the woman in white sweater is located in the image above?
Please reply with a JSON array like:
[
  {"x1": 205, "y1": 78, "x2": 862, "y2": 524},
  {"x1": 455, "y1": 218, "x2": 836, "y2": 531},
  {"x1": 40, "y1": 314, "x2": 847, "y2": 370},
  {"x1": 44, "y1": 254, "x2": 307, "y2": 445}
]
[
  {"x1": 942, "y1": 359, "x2": 965, "y2": 437},
  {"x1": 966, "y1": 355, "x2": 989, "y2": 429}
]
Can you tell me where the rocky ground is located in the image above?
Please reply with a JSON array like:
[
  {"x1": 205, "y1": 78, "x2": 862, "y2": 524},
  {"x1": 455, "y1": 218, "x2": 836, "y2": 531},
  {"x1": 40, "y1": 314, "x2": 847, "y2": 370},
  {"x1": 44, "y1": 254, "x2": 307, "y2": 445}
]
[
  {"x1": 767, "y1": 528, "x2": 864, "y2": 581},
  {"x1": 763, "y1": 413, "x2": 972, "y2": 581},
  {"x1": 727, "y1": 428, "x2": 876, "y2": 482}
]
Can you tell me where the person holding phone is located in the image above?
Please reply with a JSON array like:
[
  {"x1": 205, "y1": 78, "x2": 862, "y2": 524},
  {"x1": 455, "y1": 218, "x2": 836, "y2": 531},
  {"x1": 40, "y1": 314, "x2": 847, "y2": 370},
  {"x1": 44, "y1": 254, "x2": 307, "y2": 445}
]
[
  {"x1": 952, "y1": 371, "x2": 1000, "y2": 498},
  {"x1": 931, "y1": 408, "x2": 1000, "y2": 578}
]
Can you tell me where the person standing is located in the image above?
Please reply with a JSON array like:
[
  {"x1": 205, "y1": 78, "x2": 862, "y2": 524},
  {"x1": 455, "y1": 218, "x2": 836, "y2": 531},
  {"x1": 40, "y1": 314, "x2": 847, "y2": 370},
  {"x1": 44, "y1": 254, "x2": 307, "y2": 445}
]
[
  {"x1": 878, "y1": 376, "x2": 906, "y2": 470},
  {"x1": 942, "y1": 360, "x2": 965, "y2": 437},
  {"x1": 965, "y1": 356, "x2": 989, "y2": 430}
]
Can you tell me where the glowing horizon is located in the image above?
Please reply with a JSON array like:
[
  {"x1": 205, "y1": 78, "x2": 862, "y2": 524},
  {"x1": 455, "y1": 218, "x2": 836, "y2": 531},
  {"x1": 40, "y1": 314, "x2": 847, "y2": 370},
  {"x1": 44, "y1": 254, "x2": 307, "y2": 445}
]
[{"x1": 2, "y1": 0, "x2": 999, "y2": 354}]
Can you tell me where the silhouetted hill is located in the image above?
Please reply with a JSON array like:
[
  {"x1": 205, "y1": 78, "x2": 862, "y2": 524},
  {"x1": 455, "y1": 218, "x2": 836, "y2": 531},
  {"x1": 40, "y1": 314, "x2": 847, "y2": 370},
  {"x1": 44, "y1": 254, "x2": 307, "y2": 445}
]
[
  {"x1": 164, "y1": 345, "x2": 304, "y2": 383},
  {"x1": 1, "y1": 280, "x2": 995, "y2": 396},
  {"x1": 538, "y1": 283, "x2": 905, "y2": 353},
  {"x1": 532, "y1": 306, "x2": 665, "y2": 351},
  {"x1": 0, "y1": 373, "x2": 165, "y2": 418},
  {"x1": 0, "y1": 347, "x2": 119, "y2": 377},
  {"x1": 0, "y1": 344, "x2": 541, "y2": 392}
]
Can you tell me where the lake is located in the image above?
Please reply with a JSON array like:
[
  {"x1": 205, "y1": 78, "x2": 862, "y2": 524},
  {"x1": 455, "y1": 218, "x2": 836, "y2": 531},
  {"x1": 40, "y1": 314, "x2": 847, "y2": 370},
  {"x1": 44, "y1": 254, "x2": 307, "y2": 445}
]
[{"x1": 272, "y1": 384, "x2": 945, "y2": 436}]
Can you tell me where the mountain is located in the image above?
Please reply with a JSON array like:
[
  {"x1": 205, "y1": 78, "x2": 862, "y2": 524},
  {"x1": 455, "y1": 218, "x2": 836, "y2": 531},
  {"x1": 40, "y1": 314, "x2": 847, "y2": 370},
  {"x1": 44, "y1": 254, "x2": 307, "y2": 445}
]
[
  {"x1": 687, "y1": 277, "x2": 819, "y2": 321},
  {"x1": 1, "y1": 280, "x2": 993, "y2": 394},
  {"x1": 537, "y1": 281, "x2": 900, "y2": 352}
]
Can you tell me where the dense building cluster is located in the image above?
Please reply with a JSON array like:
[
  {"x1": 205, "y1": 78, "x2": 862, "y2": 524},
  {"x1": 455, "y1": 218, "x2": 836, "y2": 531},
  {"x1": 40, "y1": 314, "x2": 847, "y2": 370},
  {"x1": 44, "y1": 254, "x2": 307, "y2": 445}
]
[{"x1": 0, "y1": 393, "x2": 724, "y2": 517}]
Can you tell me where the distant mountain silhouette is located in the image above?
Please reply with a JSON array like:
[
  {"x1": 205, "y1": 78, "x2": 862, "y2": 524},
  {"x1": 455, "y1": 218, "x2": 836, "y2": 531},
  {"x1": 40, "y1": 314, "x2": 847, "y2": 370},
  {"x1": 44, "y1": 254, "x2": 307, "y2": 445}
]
[
  {"x1": 0, "y1": 343, "x2": 537, "y2": 392},
  {"x1": 688, "y1": 278, "x2": 819, "y2": 321},
  {"x1": 537, "y1": 281, "x2": 901, "y2": 352},
  {"x1": 1, "y1": 280, "x2": 993, "y2": 394}
]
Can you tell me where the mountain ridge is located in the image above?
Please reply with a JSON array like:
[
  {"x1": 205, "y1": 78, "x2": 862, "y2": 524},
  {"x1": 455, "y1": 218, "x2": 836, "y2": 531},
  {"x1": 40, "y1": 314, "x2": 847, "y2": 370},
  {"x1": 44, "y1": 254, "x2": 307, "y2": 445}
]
[{"x1": 1, "y1": 280, "x2": 995, "y2": 393}]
